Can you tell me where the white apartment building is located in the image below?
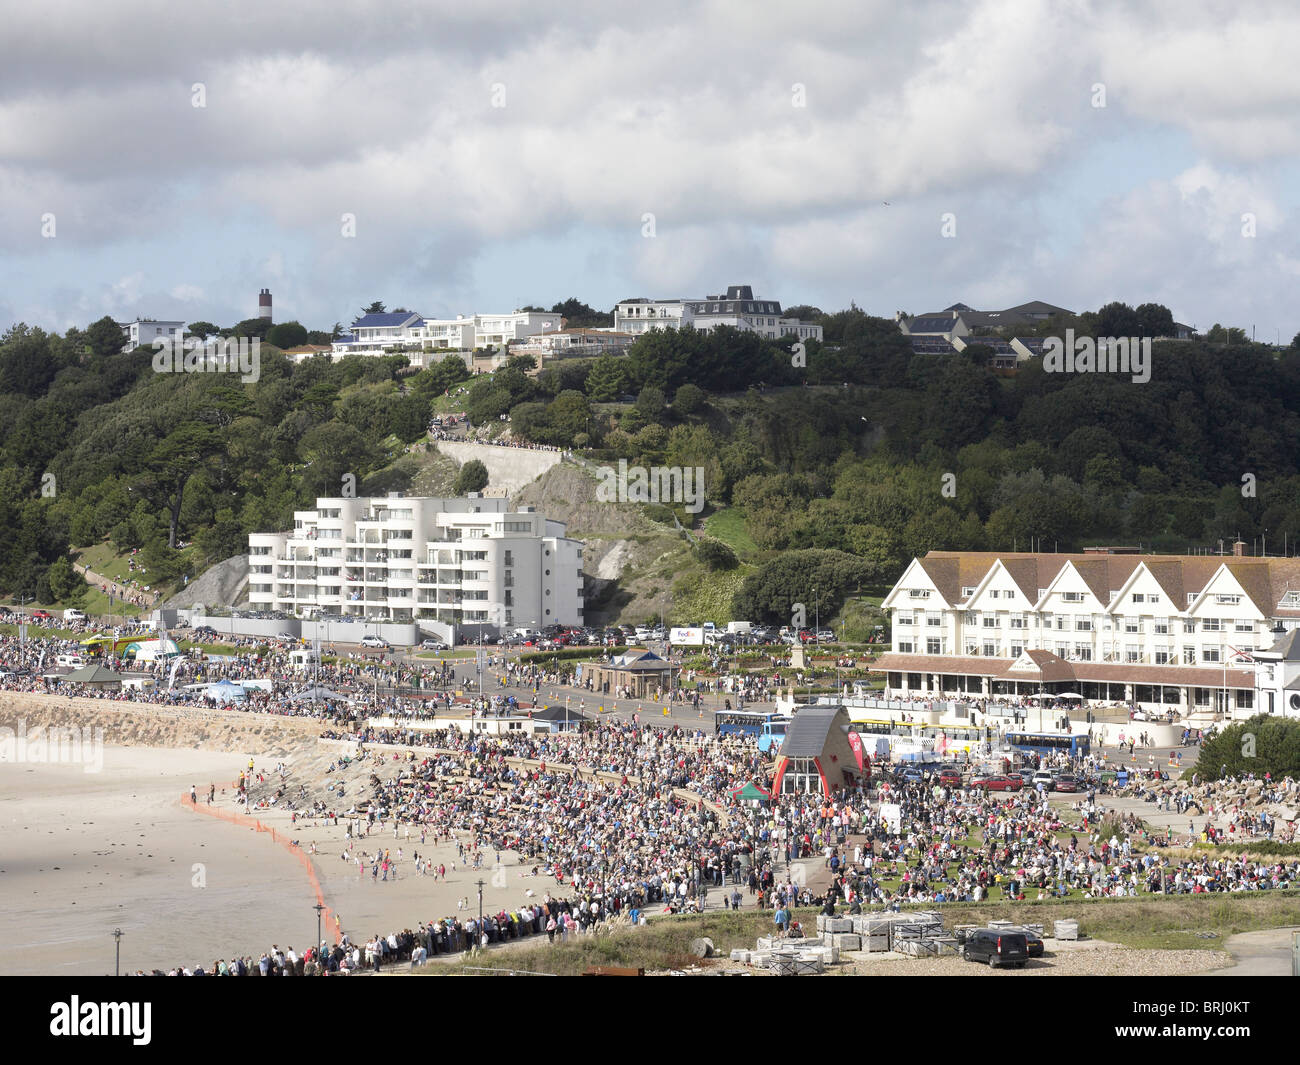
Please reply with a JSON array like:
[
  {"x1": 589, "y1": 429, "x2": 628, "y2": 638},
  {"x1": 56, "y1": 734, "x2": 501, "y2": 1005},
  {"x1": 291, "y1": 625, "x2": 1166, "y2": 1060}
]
[
  {"x1": 331, "y1": 310, "x2": 561, "y2": 359},
  {"x1": 876, "y1": 550, "x2": 1300, "y2": 720},
  {"x1": 248, "y1": 494, "x2": 583, "y2": 633},
  {"x1": 120, "y1": 319, "x2": 185, "y2": 352},
  {"x1": 613, "y1": 285, "x2": 823, "y2": 342}
]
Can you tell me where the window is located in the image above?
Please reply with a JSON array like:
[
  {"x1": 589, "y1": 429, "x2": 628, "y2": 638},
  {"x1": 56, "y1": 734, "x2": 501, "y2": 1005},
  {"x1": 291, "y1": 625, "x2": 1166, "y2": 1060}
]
[
  {"x1": 1074, "y1": 645, "x2": 1092, "y2": 661},
  {"x1": 982, "y1": 617, "x2": 998, "y2": 628},
  {"x1": 1126, "y1": 645, "x2": 1141, "y2": 663},
  {"x1": 1235, "y1": 621, "x2": 1255, "y2": 633},
  {"x1": 1184, "y1": 620, "x2": 1196, "y2": 633},
  {"x1": 1062, "y1": 591, "x2": 1083, "y2": 602},
  {"x1": 1009, "y1": 615, "x2": 1025, "y2": 629},
  {"x1": 1203, "y1": 618, "x2": 1221, "y2": 631},
  {"x1": 926, "y1": 638, "x2": 942, "y2": 654},
  {"x1": 897, "y1": 641, "x2": 914, "y2": 653},
  {"x1": 926, "y1": 616, "x2": 942, "y2": 627},
  {"x1": 909, "y1": 589, "x2": 931, "y2": 599},
  {"x1": 1153, "y1": 621, "x2": 1169, "y2": 634},
  {"x1": 1216, "y1": 594, "x2": 1241, "y2": 604},
  {"x1": 1124, "y1": 620, "x2": 1141, "y2": 634},
  {"x1": 961, "y1": 586, "x2": 976, "y2": 598},
  {"x1": 1202, "y1": 647, "x2": 1220, "y2": 663},
  {"x1": 1154, "y1": 650, "x2": 1170, "y2": 665},
  {"x1": 1075, "y1": 619, "x2": 1092, "y2": 631},
  {"x1": 989, "y1": 589, "x2": 1000, "y2": 599},
  {"x1": 1183, "y1": 647, "x2": 1196, "y2": 664},
  {"x1": 896, "y1": 615, "x2": 913, "y2": 626},
  {"x1": 1010, "y1": 644, "x2": 1023, "y2": 657},
  {"x1": 1149, "y1": 594, "x2": 1160, "y2": 604}
]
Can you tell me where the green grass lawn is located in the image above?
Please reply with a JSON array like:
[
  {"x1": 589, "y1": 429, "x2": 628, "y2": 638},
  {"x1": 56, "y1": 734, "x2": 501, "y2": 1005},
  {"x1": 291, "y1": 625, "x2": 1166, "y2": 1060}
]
[{"x1": 702, "y1": 507, "x2": 757, "y2": 556}]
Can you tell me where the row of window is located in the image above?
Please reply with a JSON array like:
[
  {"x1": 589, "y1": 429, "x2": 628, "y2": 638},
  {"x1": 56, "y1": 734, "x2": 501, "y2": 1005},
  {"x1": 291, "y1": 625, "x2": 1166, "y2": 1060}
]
[{"x1": 899, "y1": 613, "x2": 1256, "y2": 633}]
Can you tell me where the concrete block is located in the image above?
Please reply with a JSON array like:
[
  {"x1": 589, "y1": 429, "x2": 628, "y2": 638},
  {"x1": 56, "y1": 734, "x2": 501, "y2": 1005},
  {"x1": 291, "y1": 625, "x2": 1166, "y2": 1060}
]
[
  {"x1": 1053, "y1": 919, "x2": 1079, "y2": 941},
  {"x1": 832, "y1": 933, "x2": 861, "y2": 951}
]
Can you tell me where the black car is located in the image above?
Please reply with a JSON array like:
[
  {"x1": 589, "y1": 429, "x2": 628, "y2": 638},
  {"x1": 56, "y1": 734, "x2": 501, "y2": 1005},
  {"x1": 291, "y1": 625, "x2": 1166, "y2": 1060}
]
[
  {"x1": 1004, "y1": 927, "x2": 1045, "y2": 957},
  {"x1": 960, "y1": 929, "x2": 1029, "y2": 969}
]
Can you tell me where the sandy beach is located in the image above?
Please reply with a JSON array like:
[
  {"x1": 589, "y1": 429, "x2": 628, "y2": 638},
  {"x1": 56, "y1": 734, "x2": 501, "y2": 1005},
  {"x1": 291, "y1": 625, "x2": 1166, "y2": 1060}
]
[{"x1": 0, "y1": 739, "x2": 548, "y2": 975}]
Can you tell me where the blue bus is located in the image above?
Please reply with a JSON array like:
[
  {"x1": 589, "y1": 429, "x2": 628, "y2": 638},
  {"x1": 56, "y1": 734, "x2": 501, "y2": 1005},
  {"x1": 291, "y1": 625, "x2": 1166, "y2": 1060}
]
[
  {"x1": 1007, "y1": 732, "x2": 1090, "y2": 760},
  {"x1": 715, "y1": 710, "x2": 782, "y2": 740}
]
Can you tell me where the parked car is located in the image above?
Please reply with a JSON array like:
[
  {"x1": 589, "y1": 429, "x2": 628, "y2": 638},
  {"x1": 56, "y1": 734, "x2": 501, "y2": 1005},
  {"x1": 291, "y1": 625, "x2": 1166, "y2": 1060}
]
[
  {"x1": 360, "y1": 635, "x2": 390, "y2": 649},
  {"x1": 815, "y1": 629, "x2": 836, "y2": 642},
  {"x1": 974, "y1": 775, "x2": 1024, "y2": 792},
  {"x1": 937, "y1": 768, "x2": 963, "y2": 787},
  {"x1": 31, "y1": 610, "x2": 54, "y2": 620},
  {"x1": 1032, "y1": 771, "x2": 1056, "y2": 789},
  {"x1": 1004, "y1": 927, "x2": 1045, "y2": 957},
  {"x1": 275, "y1": 631, "x2": 297, "y2": 642},
  {"x1": 420, "y1": 639, "x2": 449, "y2": 651},
  {"x1": 960, "y1": 929, "x2": 1029, "y2": 968},
  {"x1": 1054, "y1": 774, "x2": 1080, "y2": 793}
]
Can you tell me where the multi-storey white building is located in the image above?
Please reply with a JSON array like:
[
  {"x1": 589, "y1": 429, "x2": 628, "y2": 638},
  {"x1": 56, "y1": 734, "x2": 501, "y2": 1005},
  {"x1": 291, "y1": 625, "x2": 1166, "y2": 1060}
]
[
  {"x1": 120, "y1": 318, "x2": 185, "y2": 352},
  {"x1": 248, "y1": 494, "x2": 583, "y2": 633},
  {"x1": 876, "y1": 549, "x2": 1300, "y2": 720},
  {"x1": 331, "y1": 310, "x2": 561, "y2": 359},
  {"x1": 613, "y1": 285, "x2": 823, "y2": 342}
]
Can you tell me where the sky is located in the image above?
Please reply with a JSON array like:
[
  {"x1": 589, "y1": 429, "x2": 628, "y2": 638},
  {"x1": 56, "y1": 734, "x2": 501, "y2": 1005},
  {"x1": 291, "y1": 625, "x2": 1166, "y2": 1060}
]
[{"x1": 2, "y1": 0, "x2": 1298, "y2": 342}]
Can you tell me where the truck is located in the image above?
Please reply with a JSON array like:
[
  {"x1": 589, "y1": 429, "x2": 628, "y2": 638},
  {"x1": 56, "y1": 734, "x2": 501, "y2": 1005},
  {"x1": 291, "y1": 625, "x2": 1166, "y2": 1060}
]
[{"x1": 725, "y1": 621, "x2": 752, "y2": 635}]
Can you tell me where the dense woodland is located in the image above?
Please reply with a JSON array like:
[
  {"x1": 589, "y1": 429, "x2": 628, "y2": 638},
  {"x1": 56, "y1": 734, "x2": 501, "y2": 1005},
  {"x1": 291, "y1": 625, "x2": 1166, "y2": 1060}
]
[{"x1": 3, "y1": 300, "x2": 1300, "y2": 613}]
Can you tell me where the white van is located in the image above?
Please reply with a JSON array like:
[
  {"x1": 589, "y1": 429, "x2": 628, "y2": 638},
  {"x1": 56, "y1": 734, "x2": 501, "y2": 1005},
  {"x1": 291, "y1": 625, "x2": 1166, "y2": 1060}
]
[
  {"x1": 63, "y1": 609, "x2": 87, "y2": 623},
  {"x1": 55, "y1": 654, "x2": 87, "y2": 668}
]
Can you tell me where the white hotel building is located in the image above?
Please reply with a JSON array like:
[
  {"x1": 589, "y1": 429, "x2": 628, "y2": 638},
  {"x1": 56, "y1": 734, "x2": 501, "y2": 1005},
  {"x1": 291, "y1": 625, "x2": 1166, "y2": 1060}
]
[
  {"x1": 613, "y1": 285, "x2": 823, "y2": 342},
  {"x1": 875, "y1": 550, "x2": 1300, "y2": 720},
  {"x1": 248, "y1": 495, "x2": 583, "y2": 632},
  {"x1": 327, "y1": 310, "x2": 562, "y2": 361}
]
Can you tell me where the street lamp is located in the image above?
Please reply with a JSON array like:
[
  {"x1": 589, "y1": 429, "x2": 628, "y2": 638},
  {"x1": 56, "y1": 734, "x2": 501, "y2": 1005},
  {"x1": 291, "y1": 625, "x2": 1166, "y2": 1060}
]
[
  {"x1": 113, "y1": 928, "x2": 122, "y2": 976},
  {"x1": 476, "y1": 877, "x2": 485, "y2": 941},
  {"x1": 314, "y1": 901, "x2": 325, "y2": 961}
]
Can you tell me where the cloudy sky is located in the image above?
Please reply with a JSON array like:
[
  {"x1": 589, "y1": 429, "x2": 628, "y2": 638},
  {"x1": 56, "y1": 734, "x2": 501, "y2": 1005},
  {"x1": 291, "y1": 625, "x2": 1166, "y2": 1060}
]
[{"x1": 2, "y1": 0, "x2": 1298, "y2": 340}]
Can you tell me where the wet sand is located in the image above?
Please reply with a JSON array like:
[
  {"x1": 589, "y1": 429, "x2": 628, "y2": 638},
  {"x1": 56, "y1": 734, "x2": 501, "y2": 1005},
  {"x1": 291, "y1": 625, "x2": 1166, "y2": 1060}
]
[{"x1": 0, "y1": 744, "x2": 541, "y2": 974}]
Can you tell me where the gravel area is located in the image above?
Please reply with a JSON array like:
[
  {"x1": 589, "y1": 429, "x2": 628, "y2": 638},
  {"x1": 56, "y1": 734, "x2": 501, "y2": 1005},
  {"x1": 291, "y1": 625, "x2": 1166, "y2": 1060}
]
[{"x1": 839, "y1": 944, "x2": 1231, "y2": 976}]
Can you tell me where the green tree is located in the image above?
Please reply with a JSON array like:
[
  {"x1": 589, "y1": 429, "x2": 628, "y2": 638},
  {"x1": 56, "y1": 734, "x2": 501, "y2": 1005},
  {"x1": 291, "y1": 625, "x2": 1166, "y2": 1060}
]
[
  {"x1": 87, "y1": 316, "x2": 126, "y2": 358},
  {"x1": 585, "y1": 354, "x2": 628, "y2": 401},
  {"x1": 266, "y1": 321, "x2": 309, "y2": 349},
  {"x1": 673, "y1": 383, "x2": 708, "y2": 415},
  {"x1": 453, "y1": 459, "x2": 489, "y2": 495},
  {"x1": 186, "y1": 321, "x2": 219, "y2": 341}
]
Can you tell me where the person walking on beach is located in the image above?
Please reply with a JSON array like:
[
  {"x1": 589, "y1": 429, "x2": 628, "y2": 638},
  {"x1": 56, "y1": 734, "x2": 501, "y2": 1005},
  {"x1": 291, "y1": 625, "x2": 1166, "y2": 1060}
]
[
  {"x1": 207, "y1": 784, "x2": 215, "y2": 805},
  {"x1": 190, "y1": 785, "x2": 197, "y2": 805}
]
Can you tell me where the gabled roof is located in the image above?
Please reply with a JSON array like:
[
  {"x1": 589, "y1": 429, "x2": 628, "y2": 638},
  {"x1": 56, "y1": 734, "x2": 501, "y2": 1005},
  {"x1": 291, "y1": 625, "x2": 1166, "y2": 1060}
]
[
  {"x1": 780, "y1": 706, "x2": 846, "y2": 757},
  {"x1": 908, "y1": 315, "x2": 962, "y2": 334}
]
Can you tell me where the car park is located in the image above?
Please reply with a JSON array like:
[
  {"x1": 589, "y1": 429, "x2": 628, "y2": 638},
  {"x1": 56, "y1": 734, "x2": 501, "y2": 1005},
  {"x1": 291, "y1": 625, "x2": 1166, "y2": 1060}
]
[{"x1": 960, "y1": 929, "x2": 1029, "y2": 968}]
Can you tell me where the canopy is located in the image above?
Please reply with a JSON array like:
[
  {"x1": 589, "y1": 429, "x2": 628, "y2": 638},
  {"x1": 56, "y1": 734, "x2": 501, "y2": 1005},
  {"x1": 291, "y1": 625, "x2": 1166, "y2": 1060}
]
[
  {"x1": 731, "y1": 781, "x2": 772, "y2": 802},
  {"x1": 289, "y1": 685, "x2": 350, "y2": 702}
]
